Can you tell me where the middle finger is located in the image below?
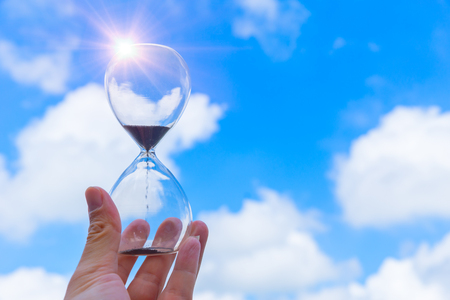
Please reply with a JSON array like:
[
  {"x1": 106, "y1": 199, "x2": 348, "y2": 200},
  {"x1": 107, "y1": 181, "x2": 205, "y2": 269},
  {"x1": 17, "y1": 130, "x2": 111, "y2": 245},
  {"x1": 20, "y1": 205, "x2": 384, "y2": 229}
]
[{"x1": 127, "y1": 218, "x2": 184, "y2": 300}]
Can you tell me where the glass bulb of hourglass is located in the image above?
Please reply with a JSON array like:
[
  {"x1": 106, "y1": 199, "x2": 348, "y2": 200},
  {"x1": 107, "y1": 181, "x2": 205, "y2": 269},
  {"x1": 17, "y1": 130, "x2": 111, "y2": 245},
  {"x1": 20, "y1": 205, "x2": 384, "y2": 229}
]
[{"x1": 105, "y1": 43, "x2": 192, "y2": 256}]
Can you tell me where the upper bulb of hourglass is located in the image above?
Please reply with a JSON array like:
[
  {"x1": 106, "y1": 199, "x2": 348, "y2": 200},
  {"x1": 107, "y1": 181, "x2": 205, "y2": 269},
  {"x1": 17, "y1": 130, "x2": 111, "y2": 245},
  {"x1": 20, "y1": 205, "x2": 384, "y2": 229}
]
[
  {"x1": 104, "y1": 44, "x2": 192, "y2": 256},
  {"x1": 105, "y1": 43, "x2": 191, "y2": 150}
]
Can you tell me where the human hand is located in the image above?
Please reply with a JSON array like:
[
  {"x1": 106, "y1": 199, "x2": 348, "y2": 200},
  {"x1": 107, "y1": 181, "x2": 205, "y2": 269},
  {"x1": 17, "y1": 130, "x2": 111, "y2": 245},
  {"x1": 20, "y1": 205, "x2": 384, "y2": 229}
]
[{"x1": 64, "y1": 187, "x2": 208, "y2": 300}]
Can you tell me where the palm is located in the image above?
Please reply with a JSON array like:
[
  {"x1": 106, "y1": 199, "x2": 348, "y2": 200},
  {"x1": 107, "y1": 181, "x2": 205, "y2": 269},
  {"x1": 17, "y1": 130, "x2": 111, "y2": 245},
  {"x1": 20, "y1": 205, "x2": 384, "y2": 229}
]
[{"x1": 70, "y1": 274, "x2": 131, "y2": 300}]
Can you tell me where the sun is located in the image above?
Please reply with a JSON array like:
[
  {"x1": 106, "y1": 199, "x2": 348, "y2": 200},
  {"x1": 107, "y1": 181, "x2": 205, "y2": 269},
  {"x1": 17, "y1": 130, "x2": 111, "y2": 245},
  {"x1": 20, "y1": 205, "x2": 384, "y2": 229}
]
[{"x1": 114, "y1": 39, "x2": 136, "y2": 57}]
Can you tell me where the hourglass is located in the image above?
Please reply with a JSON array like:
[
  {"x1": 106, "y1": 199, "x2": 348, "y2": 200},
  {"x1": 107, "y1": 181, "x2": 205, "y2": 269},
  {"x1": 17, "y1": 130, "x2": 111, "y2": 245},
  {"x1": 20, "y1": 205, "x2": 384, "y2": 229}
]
[{"x1": 105, "y1": 43, "x2": 192, "y2": 256}]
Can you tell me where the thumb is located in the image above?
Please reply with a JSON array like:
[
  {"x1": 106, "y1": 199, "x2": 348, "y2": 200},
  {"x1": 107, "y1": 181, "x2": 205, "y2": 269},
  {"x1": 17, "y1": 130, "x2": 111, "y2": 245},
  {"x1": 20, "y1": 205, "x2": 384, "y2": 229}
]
[{"x1": 74, "y1": 187, "x2": 122, "y2": 277}]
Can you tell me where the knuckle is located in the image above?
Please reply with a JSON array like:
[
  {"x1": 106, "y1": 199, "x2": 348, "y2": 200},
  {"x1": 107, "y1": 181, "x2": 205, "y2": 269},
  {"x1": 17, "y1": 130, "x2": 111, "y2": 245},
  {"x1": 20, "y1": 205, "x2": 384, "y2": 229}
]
[{"x1": 88, "y1": 221, "x2": 107, "y2": 235}]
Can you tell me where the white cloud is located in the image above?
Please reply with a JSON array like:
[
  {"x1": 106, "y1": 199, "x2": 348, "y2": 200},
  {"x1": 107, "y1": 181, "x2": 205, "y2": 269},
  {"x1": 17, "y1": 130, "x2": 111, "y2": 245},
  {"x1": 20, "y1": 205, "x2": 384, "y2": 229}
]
[
  {"x1": 0, "y1": 40, "x2": 71, "y2": 94},
  {"x1": 195, "y1": 188, "x2": 360, "y2": 297},
  {"x1": 331, "y1": 106, "x2": 450, "y2": 227},
  {"x1": 301, "y1": 232, "x2": 450, "y2": 300},
  {"x1": 232, "y1": 0, "x2": 310, "y2": 60},
  {"x1": 332, "y1": 37, "x2": 346, "y2": 50},
  {"x1": 0, "y1": 268, "x2": 68, "y2": 300},
  {"x1": 0, "y1": 0, "x2": 78, "y2": 94},
  {"x1": 0, "y1": 83, "x2": 225, "y2": 241}
]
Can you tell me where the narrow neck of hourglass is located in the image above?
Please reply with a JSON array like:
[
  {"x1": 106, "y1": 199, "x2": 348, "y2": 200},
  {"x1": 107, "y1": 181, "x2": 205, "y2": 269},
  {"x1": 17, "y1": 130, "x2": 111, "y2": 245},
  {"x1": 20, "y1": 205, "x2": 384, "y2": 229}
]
[{"x1": 139, "y1": 148, "x2": 156, "y2": 156}]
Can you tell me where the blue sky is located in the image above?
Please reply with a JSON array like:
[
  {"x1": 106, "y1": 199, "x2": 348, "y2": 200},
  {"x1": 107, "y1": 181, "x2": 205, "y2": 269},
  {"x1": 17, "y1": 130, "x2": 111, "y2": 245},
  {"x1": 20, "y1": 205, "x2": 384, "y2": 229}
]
[{"x1": 2, "y1": 0, "x2": 450, "y2": 299}]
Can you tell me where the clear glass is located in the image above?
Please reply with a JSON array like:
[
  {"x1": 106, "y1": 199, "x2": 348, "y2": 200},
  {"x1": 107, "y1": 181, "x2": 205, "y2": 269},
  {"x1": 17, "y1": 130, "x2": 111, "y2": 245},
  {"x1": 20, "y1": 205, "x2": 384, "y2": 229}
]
[{"x1": 105, "y1": 43, "x2": 192, "y2": 256}]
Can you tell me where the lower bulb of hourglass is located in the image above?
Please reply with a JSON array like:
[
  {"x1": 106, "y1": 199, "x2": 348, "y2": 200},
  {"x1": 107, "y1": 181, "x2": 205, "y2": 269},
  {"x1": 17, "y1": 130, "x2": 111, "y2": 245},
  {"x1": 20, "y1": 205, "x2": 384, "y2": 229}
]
[{"x1": 110, "y1": 150, "x2": 192, "y2": 256}]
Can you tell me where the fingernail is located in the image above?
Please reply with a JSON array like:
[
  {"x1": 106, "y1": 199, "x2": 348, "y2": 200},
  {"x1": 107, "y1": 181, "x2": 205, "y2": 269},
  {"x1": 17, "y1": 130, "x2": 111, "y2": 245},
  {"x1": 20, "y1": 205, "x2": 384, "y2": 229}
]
[
  {"x1": 192, "y1": 235, "x2": 200, "y2": 241},
  {"x1": 87, "y1": 187, "x2": 103, "y2": 212}
]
